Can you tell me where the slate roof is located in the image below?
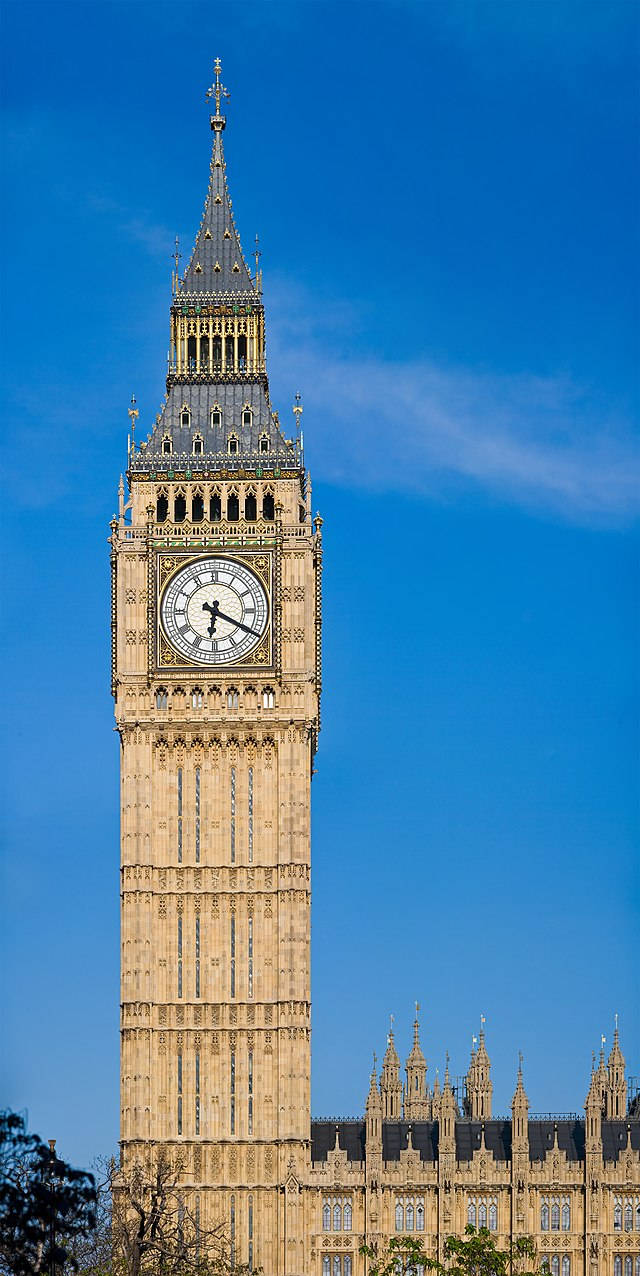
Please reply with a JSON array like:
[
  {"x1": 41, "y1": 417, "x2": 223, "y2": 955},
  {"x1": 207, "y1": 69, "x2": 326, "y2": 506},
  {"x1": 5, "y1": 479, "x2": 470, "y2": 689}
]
[
  {"x1": 142, "y1": 381, "x2": 294, "y2": 462},
  {"x1": 311, "y1": 1122, "x2": 366, "y2": 1163},
  {"x1": 601, "y1": 1120, "x2": 640, "y2": 1161},
  {"x1": 528, "y1": 1121, "x2": 585, "y2": 1162},
  {"x1": 456, "y1": 1121, "x2": 512, "y2": 1163},
  {"x1": 383, "y1": 1121, "x2": 438, "y2": 1162},
  {"x1": 179, "y1": 126, "x2": 254, "y2": 297}
]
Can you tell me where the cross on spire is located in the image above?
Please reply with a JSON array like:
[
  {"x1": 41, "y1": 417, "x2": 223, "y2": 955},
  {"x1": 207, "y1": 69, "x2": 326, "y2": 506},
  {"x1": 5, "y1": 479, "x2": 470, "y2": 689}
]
[{"x1": 206, "y1": 56, "x2": 230, "y2": 121}]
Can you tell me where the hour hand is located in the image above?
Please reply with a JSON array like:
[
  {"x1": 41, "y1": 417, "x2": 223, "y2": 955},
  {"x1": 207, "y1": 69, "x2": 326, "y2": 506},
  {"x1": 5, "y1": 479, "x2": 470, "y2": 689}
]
[{"x1": 202, "y1": 600, "x2": 219, "y2": 636}]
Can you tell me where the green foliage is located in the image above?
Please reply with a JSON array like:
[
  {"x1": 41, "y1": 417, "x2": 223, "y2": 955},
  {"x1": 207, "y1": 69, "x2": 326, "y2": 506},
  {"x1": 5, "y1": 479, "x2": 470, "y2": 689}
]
[
  {"x1": 0, "y1": 1110, "x2": 97, "y2": 1276},
  {"x1": 360, "y1": 1225, "x2": 544, "y2": 1276}
]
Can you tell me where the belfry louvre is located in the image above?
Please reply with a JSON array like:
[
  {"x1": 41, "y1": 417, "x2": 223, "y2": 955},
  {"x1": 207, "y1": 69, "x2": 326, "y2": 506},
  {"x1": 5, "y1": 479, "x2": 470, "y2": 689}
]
[{"x1": 111, "y1": 62, "x2": 640, "y2": 1276}]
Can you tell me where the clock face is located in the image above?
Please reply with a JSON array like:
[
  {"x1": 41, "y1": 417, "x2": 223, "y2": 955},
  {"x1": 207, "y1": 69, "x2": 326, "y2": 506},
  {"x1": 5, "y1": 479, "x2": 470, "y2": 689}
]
[{"x1": 160, "y1": 557, "x2": 269, "y2": 666}]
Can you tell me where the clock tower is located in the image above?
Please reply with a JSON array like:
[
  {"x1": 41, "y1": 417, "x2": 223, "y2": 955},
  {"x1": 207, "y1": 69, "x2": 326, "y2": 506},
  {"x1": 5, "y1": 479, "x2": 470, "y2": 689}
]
[{"x1": 111, "y1": 61, "x2": 322, "y2": 1273}]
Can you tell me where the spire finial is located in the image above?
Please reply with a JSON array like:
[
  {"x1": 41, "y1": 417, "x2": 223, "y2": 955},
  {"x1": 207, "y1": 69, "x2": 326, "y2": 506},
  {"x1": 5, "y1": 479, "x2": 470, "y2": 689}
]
[
  {"x1": 206, "y1": 57, "x2": 230, "y2": 130},
  {"x1": 254, "y1": 233, "x2": 261, "y2": 279},
  {"x1": 614, "y1": 1012, "x2": 619, "y2": 1039},
  {"x1": 293, "y1": 392, "x2": 303, "y2": 435},
  {"x1": 518, "y1": 1050, "x2": 523, "y2": 1075},
  {"x1": 480, "y1": 1012, "x2": 486, "y2": 1037},
  {"x1": 128, "y1": 393, "x2": 139, "y2": 452}
]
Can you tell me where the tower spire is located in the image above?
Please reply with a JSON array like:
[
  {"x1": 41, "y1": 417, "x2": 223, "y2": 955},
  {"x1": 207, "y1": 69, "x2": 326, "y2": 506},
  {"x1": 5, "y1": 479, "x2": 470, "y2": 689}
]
[{"x1": 206, "y1": 55, "x2": 230, "y2": 130}]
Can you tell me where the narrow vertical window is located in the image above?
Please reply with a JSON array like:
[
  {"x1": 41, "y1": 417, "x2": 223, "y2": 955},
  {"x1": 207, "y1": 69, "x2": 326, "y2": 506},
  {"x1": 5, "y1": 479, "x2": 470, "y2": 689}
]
[
  {"x1": 248, "y1": 916, "x2": 253, "y2": 999},
  {"x1": 195, "y1": 766, "x2": 200, "y2": 863},
  {"x1": 230, "y1": 1052, "x2": 236, "y2": 1134},
  {"x1": 248, "y1": 766, "x2": 253, "y2": 862},
  {"x1": 177, "y1": 767, "x2": 183, "y2": 863},
  {"x1": 248, "y1": 1195, "x2": 253, "y2": 1271},
  {"x1": 177, "y1": 1050, "x2": 183, "y2": 1135},
  {"x1": 478, "y1": 1201, "x2": 487, "y2": 1228},
  {"x1": 195, "y1": 1050, "x2": 200, "y2": 1135},
  {"x1": 489, "y1": 1202, "x2": 497, "y2": 1231},
  {"x1": 195, "y1": 916, "x2": 200, "y2": 998},
  {"x1": 248, "y1": 1050, "x2": 253, "y2": 1135},
  {"x1": 230, "y1": 1195, "x2": 236, "y2": 1266},
  {"x1": 230, "y1": 766, "x2": 236, "y2": 862},
  {"x1": 177, "y1": 917, "x2": 183, "y2": 998},
  {"x1": 230, "y1": 917, "x2": 235, "y2": 998}
]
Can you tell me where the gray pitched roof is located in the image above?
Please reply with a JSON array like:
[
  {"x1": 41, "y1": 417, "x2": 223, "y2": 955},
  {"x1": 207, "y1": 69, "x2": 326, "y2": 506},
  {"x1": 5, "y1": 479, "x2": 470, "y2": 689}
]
[
  {"x1": 179, "y1": 127, "x2": 254, "y2": 297},
  {"x1": 142, "y1": 380, "x2": 294, "y2": 462},
  {"x1": 311, "y1": 1121, "x2": 366, "y2": 1163}
]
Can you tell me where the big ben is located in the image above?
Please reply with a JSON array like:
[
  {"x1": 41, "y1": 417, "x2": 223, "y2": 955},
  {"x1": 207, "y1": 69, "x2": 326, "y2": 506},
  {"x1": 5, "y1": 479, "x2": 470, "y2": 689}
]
[{"x1": 112, "y1": 60, "x2": 322, "y2": 1273}]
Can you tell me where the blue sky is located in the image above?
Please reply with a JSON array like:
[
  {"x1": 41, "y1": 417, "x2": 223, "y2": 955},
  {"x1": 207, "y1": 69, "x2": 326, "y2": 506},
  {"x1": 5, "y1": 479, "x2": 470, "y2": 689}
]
[{"x1": 1, "y1": 0, "x2": 638, "y2": 1168}]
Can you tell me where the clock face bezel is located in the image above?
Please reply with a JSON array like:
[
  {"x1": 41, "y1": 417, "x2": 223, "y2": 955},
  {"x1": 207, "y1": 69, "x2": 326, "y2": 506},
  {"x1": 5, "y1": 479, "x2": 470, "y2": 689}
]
[{"x1": 156, "y1": 552, "x2": 272, "y2": 669}]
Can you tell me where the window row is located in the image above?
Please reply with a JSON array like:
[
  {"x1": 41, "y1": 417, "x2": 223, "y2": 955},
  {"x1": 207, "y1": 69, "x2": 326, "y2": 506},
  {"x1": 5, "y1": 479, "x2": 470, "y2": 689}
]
[
  {"x1": 541, "y1": 1257, "x2": 571, "y2": 1276},
  {"x1": 614, "y1": 1199, "x2": 640, "y2": 1233},
  {"x1": 180, "y1": 334, "x2": 253, "y2": 374},
  {"x1": 156, "y1": 490, "x2": 275, "y2": 522},
  {"x1": 155, "y1": 687, "x2": 275, "y2": 710},
  {"x1": 164, "y1": 434, "x2": 271, "y2": 458},
  {"x1": 395, "y1": 1197, "x2": 425, "y2": 1232},
  {"x1": 322, "y1": 1198, "x2": 352, "y2": 1232},
  {"x1": 322, "y1": 1259, "x2": 352, "y2": 1276},
  {"x1": 541, "y1": 1198, "x2": 571, "y2": 1232},
  {"x1": 468, "y1": 1197, "x2": 498, "y2": 1232},
  {"x1": 613, "y1": 1258, "x2": 640, "y2": 1276},
  {"x1": 229, "y1": 1192, "x2": 254, "y2": 1272},
  {"x1": 178, "y1": 404, "x2": 255, "y2": 430}
]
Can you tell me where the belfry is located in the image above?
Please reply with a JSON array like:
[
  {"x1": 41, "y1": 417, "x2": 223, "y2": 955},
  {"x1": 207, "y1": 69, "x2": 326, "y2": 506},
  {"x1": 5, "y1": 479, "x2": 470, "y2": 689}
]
[{"x1": 112, "y1": 64, "x2": 639, "y2": 1276}]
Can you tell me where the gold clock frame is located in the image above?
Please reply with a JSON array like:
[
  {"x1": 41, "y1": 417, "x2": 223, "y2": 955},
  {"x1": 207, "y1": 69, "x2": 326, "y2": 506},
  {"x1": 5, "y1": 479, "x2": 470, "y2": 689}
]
[{"x1": 154, "y1": 550, "x2": 273, "y2": 671}]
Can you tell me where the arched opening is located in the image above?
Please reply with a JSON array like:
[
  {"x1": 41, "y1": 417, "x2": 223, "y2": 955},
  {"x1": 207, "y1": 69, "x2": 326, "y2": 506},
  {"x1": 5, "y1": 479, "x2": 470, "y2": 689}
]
[
  {"x1": 156, "y1": 494, "x2": 168, "y2": 522},
  {"x1": 242, "y1": 407, "x2": 252, "y2": 427},
  {"x1": 212, "y1": 336, "x2": 222, "y2": 368},
  {"x1": 193, "y1": 436, "x2": 203, "y2": 455},
  {"x1": 162, "y1": 437, "x2": 172, "y2": 455},
  {"x1": 238, "y1": 335, "x2": 247, "y2": 370},
  {"x1": 174, "y1": 495, "x2": 186, "y2": 522},
  {"x1": 192, "y1": 494, "x2": 204, "y2": 522},
  {"x1": 245, "y1": 493, "x2": 257, "y2": 521},
  {"x1": 200, "y1": 336, "x2": 209, "y2": 370},
  {"x1": 228, "y1": 436, "x2": 238, "y2": 455},
  {"x1": 211, "y1": 407, "x2": 222, "y2": 427},
  {"x1": 262, "y1": 493, "x2": 274, "y2": 520},
  {"x1": 223, "y1": 335, "x2": 234, "y2": 372},
  {"x1": 180, "y1": 407, "x2": 190, "y2": 427},
  {"x1": 227, "y1": 494, "x2": 239, "y2": 521},
  {"x1": 209, "y1": 494, "x2": 221, "y2": 521},
  {"x1": 187, "y1": 336, "x2": 197, "y2": 370}
]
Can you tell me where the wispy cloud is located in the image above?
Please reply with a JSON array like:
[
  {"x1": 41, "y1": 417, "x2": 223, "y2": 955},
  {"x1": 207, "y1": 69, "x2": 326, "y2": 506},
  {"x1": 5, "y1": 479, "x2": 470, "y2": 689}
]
[{"x1": 267, "y1": 281, "x2": 639, "y2": 524}]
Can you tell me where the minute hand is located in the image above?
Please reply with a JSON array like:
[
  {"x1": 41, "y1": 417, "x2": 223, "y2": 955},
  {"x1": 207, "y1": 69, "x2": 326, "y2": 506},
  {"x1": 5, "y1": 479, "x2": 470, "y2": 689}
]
[{"x1": 215, "y1": 606, "x2": 261, "y2": 638}]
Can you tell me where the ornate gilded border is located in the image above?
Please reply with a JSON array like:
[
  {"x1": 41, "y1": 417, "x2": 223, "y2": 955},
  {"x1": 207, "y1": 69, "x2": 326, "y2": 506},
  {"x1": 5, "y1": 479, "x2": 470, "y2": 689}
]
[{"x1": 154, "y1": 550, "x2": 273, "y2": 673}]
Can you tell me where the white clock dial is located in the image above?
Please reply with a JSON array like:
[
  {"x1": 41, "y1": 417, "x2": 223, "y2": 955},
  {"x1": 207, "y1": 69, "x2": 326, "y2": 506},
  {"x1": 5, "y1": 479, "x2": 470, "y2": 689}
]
[{"x1": 160, "y1": 557, "x2": 269, "y2": 666}]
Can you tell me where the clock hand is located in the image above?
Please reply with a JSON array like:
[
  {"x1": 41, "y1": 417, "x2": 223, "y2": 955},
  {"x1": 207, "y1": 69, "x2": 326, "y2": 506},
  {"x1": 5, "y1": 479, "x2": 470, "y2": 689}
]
[
  {"x1": 211, "y1": 604, "x2": 262, "y2": 638},
  {"x1": 202, "y1": 599, "x2": 219, "y2": 637}
]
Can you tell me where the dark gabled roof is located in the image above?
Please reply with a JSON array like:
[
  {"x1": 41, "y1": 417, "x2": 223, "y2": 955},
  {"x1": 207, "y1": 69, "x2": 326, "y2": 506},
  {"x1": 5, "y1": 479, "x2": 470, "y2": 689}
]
[
  {"x1": 382, "y1": 1121, "x2": 438, "y2": 1162},
  {"x1": 143, "y1": 380, "x2": 294, "y2": 462},
  {"x1": 602, "y1": 1120, "x2": 640, "y2": 1162},
  {"x1": 455, "y1": 1121, "x2": 512, "y2": 1163},
  {"x1": 179, "y1": 127, "x2": 255, "y2": 297},
  {"x1": 528, "y1": 1121, "x2": 585, "y2": 1163},
  {"x1": 311, "y1": 1121, "x2": 366, "y2": 1164}
]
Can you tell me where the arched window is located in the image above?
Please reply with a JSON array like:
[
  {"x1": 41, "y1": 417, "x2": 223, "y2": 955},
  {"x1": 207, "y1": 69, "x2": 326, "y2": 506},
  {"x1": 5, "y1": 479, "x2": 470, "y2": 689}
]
[
  {"x1": 227, "y1": 689, "x2": 239, "y2": 709},
  {"x1": 636, "y1": 1202, "x2": 640, "y2": 1231},
  {"x1": 343, "y1": 1201, "x2": 352, "y2": 1231},
  {"x1": 174, "y1": 494, "x2": 186, "y2": 522},
  {"x1": 541, "y1": 1202, "x2": 550, "y2": 1232},
  {"x1": 209, "y1": 493, "x2": 221, "y2": 522},
  {"x1": 211, "y1": 406, "x2": 222, "y2": 427},
  {"x1": 468, "y1": 1202, "x2": 476, "y2": 1227},
  {"x1": 187, "y1": 336, "x2": 196, "y2": 370},
  {"x1": 562, "y1": 1202, "x2": 570, "y2": 1231},
  {"x1": 262, "y1": 492, "x2": 274, "y2": 520},
  {"x1": 416, "y1": 1201, "x2": 424, "y2": 1231},
  {"x1": 635, "y1": 1258, "x2": 640, "y2": 1276},
  {"x1": 405, "y1": 1203, "x2": 414, "y2": 1231},
  {"x1": 192, "y1": 689, "x2": 203, "y2": 709},
  {"x1": 245, "y1": 493, "x2": 257, "y2": 521},
  {"x1": 323, "y1": 1259, "x2": 330, "y2": 1276},
  {"x1": 193, "y1": 435, "x2": 203, "y2": 456},
  {"x1": 395, "y1": 1202, "x2": 404, "y2": 1232},
  {"x1": 262, "y1": 689, "x2": 275, "y2": 709},
  {"x1": 614, "y1": 1202, "x2": 622, "y2": 1231},
  {"x1": 156, "y1": 493, "x2": 168, "y2": 522},
  {"x1": 228, "y1": 435, "x2": 238, "y2": 456},
  {"x1": 242, "y1": 406, "x2": 252, "y2": 427},
  {"x1": 156, "y1": 689, "x2": 168, "y2": 709},
  {"x1": 162, "y1": 436, "x2": 172, "y2": 455},
  {"x1": 260, "y1": 434, "x2": 270, "y2": 454},
  {"x1": 344, "y1": 1259, "x2": 352, "y2": 1276},
  {"x1": 551, "y1": 1259, "x2": 559, "y2": 1276},
  {"x1": 625, "y1": 1261, "x2": 633, "y2": 1276},
  {"x1": 561, "y1": 1259, "x2": 570, "y2": 1276},
  {"x1": 551, "y1": 1202, "x2": 560, "y2": 1231},
  {"x1": 614, "y1": 1260, "x2": 622, "y2": 1276},
  {"x1": 212, "y1": 336, "x2": 222, "y2": 367},
  {"x1": 200, "y1": 336, "x2": 209, "y2": 369},
  {"x1": 333, "y1": 1258, "x2": 340, "y2": 1276},
  {"x1": 192, "y1": 493, "x2": 204, "y2": 522},
  {"x1": 625, "y1": 1203, "x2": 633, "y2": 1232},
  {"x1": 333, "y1": 1203, "x2": 342, "y2": 1232},
  {"x1": 322, "y1": 1203, "x2": 331, "y2": 1232},
  {"x1": 227, "y1": 493, "x2": 239, "y2": 521},
  {"x1": 478, "y1": 1201, "x2": 487, "y2": 1228},
  {"x1": 489, "y1": 1203, "x2": 497, "y2": 1231},
  {"x1": 238, "y1": 335, "x2": 247, "y2": 369},
  {"x1": 181, "y1": 407, "x2": 190, "y2": 427}
]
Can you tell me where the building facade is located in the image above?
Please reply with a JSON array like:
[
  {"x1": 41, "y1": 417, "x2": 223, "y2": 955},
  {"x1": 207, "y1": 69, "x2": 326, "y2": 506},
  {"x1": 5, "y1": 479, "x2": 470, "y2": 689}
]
[{"x1": 111, "y1": 65, "x2": 640, "y2": 1275}]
